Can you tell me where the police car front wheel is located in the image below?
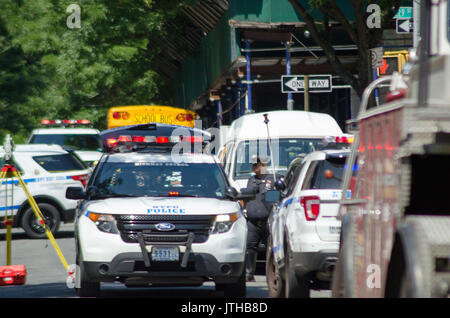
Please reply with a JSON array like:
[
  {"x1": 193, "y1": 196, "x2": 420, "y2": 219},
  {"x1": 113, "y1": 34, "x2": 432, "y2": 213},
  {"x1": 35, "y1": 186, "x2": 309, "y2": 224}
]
[{"x1": 21, "y1": 203, "x2": 60, "y2": 239}]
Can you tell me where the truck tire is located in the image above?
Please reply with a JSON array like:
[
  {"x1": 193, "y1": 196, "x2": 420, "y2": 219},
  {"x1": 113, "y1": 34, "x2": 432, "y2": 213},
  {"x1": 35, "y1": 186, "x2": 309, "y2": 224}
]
[
  {"x1": 217, "y1": 270, "x2": 246, "y2": 298},
  {"x1": 76, "y1": 255, "x2": 100, "y2": 298},
  {"x1": 266, "y1": 236, "x2": 285, "y2": 298},
  {"x1": 284, "y1": 246, "x2": 310, "y2": 298},
  {"x1": 21, "y1": 203, "x2": 60, "y2": 239}
]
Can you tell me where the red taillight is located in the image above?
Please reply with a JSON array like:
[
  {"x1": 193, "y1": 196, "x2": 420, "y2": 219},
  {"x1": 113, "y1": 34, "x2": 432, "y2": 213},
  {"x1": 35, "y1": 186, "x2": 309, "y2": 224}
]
[
  {"x1": 70, "y1": 174, "x2": 89, "y2": 187},
  {"x1": 186, "y1": 114, "x2": 193, "y2": 121},
  {"x1": 113, "y1": 112, "x2": 120, "y2": 119},
  {"x1": 300, "y1": 196, "x2": 320, "y2": 221},
  {"x1": 156, "y1": 136, "x2": 169, "y2": 144}
]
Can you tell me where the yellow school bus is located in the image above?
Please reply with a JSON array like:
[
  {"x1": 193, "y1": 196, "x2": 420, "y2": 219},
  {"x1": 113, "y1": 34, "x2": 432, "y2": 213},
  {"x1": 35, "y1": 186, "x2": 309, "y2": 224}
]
[{"x1": 107, "y1": 105, "x2": 197, "y2": 129}]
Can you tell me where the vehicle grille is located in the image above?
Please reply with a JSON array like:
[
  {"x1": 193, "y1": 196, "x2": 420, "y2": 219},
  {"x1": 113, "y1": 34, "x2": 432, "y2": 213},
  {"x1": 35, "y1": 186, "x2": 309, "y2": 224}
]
[{"x1": 115, "y1": 214, "x2": 216, "y2": 244}]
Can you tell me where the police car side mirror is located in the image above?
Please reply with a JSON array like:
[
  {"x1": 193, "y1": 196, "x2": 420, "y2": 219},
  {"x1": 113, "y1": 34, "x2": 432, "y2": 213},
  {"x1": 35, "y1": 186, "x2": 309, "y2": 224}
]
[
  {"x1": 274, "y1": 179, "x2": 286, "y2": 191},
  {"x1": 265, "y1": 190, "x2": 281, "y2": 203},
  {"x1": 66, "y1": 187, "x2": 87, "y2": 200},
  {"x1": 225, "y1": 187, "x2": 238, "y2": 200}
]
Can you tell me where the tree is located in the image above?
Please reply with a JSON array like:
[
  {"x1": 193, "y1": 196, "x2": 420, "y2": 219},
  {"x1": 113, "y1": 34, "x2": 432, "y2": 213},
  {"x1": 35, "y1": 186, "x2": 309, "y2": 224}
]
[
  {"x1": 288, "y1": 0, "x2": 401, "y2": 97},
  {"x1": 0, "y1": 0, "x2": 193, "y2": 142}
]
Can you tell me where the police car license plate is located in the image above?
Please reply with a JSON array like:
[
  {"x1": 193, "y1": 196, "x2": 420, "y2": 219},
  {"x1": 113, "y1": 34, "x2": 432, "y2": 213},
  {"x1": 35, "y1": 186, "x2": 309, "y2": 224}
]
[{"x1": 151, "y1": 247, "x2": 179, "y2": 262}]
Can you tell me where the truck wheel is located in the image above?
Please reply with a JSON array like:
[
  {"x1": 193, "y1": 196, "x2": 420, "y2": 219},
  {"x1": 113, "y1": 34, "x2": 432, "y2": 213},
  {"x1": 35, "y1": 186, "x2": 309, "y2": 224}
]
[
  {"x1": 266, "y1": 248, "x2": 285, "y2": 298},
  {"x1": 284, "y1": 246, "x2": 310, "y2": 298},
  {"x1": 217, "y1": 270, "x2": 246, "y2": 298},
  {"x1": 76, "y1": 255, "x2": 100, "y2": 297},
  {"x1": 21, "y1": 203, "x2": 60, "y2": 239}
]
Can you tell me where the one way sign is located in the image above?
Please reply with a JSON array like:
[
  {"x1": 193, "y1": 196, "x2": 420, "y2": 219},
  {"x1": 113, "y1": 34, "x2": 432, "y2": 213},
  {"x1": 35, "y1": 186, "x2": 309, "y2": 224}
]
[
  {"x1": 396, "y1": 18, "x2": 413, "y2": 34},
  {"x1": 281, "y1": 75, "x2": 332, "y2": 93}
]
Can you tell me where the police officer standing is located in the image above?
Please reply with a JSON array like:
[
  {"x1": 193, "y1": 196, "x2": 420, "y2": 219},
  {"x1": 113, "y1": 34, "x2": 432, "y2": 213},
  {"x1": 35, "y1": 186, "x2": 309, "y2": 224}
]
[{"x1": 241, "y1": 155, "x2": 277, "y2": 282}]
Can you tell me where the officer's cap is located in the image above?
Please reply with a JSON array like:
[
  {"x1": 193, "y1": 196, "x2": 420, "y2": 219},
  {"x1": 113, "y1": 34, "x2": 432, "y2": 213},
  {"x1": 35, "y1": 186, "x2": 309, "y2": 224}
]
[{"x1": 251, "y1": 154, "x2": 269, "y2": 165}]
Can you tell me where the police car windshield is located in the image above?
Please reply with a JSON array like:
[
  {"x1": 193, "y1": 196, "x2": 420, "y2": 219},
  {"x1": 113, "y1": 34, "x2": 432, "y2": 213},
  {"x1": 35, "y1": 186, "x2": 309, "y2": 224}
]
[
  {"x1": 30, "y1": 134, "x2": 102, "y2": 151},
  {"x1": 234, "y1": 138, "x2": 324, "y2": 178},
  {"x1": 92, "y1": 162, "x2": 228, "y2": 199}
]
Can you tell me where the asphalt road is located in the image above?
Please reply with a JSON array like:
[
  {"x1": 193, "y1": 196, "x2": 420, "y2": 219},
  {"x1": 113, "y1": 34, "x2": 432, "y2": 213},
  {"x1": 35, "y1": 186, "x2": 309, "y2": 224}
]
[{"x1": 0, "y1": 223, "x2": 331, "y2": 298}]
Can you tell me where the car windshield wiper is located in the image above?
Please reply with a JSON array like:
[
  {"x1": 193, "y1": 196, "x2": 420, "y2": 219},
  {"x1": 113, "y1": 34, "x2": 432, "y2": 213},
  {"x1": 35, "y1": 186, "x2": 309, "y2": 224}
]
[{"x1": 92, "y1": 194, "x2": 141, "y2": 199}]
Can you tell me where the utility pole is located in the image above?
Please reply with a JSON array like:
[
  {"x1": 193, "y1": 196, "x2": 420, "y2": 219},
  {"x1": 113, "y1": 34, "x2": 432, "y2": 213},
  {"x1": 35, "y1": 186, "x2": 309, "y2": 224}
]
[
  {"x1": 413, "y1": 0, "x2": 420, "y2": 48},
  {"x1": 245, "y1": 40, "x2": 253, "y2": 112},
  {"x1": 285, "y1": 39, "x2": 294, "y2": 111},
  {"x1": 304, "y1": 75, "x2": 309, "y2": 111}
]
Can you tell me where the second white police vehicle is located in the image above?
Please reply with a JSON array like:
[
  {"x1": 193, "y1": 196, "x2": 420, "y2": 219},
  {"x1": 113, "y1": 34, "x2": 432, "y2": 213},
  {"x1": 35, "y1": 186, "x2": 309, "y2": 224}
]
[
  {"x1": 67, "y1": 123, "x2": 248, "y2": 297},
  {"x1": 0, "y1": 144, "x2": 90, "y2": 238},
  {"x1": 28, "y1": 119, "x2": 103, "y2": 167},
  {"x1": 266, "y1": 143, "x2": 352, "y2": 298}
]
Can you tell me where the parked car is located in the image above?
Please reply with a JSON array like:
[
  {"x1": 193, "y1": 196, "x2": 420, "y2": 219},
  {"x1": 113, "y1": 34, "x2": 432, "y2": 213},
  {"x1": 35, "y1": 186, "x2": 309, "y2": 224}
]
[
  {"x1": 0, "y1": 144, "x2": 90, "y2": 238},
  {"x1": 266, "y1": 148, "x2": 351, "y2": 297},
  {"x1": 28, "y1": 119, "x2": 103, "y2": 167}
]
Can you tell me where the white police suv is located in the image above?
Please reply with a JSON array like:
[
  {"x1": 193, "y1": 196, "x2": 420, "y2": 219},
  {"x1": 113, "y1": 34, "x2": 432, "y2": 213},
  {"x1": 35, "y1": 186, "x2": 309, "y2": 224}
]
[
  {"x1": 67, "y1": 125, "x2": 248, "y2": 297},
  {"x1": 28, "y1": 119, "x2": 103, "y2": 167},
  {"x1": 266, "y1": 147, "x2": 351, "y2": 298},
  {"x1": 0, "y1": 144, "x2": 90, "y2": 238}
]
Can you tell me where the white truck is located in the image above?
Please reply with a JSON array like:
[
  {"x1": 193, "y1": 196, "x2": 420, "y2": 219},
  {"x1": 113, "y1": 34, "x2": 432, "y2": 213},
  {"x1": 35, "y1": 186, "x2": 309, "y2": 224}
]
[
  {"x1": 218, "y1": 110, "x2": 345, "y2": 190},
  {"x1": 332, "y1": 0, "x2": 450, "y2": 298}
]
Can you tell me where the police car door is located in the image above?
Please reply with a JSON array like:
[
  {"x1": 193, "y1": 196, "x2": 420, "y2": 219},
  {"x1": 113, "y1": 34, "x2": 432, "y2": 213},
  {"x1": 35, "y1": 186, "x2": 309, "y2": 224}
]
[{"x1": 272, "y1": 162, "x2": 304, "y2": 265}]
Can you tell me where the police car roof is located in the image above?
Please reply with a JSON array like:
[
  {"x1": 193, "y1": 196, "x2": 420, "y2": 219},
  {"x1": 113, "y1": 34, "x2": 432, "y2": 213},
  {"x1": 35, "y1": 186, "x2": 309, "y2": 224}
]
[
  {"x1": 100, "y1": 123, "x2": 209, "y2": 136},
  {"x1": 303, "y1": 148, "x2": 351, "y2": 161},
  {"x1": 104, "y1": 151, "x2": 217, "y2": 164},
  {"x1": 0, "y1": 144, "x2": 69, "y2": 154},
  {"x1": 226, "y1": 110, "x2": 343, "y2": 141},
  {"x1": 31, "y1": 128, "x2": 100, "y2": 134}
]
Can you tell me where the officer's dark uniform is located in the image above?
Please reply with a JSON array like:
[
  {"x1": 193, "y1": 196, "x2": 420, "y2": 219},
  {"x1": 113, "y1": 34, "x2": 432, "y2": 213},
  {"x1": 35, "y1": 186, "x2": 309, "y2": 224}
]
[{"x1": 242, "y1": 171, "x2": 277, "y2": 281}]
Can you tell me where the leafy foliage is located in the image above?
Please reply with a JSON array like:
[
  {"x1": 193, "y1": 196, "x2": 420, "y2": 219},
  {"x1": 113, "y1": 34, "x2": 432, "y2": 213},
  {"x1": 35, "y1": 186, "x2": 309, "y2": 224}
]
[{"x1": 0, "y1": 0, "x2": 189, "y2": 143}]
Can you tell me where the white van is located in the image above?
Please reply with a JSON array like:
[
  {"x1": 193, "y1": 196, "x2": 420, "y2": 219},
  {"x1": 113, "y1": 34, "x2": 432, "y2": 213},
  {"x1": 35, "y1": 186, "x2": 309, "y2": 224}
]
[{"x1": 219, "y1": 111, "x2": 344, "y2": 190}]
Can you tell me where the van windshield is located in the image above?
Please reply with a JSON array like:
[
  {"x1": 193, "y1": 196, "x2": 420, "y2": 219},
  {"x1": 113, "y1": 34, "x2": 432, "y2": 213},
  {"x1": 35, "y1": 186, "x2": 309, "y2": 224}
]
[{"x1": 234, "y1": 138, "x2": 325, "y2": 179}]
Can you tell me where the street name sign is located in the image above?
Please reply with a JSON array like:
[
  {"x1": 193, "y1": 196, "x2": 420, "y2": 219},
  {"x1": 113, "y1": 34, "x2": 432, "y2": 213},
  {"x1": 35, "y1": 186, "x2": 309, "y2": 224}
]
[
  {"x1": 281, "y1": 75, "x2": 332, "y2": 93},
  {"x1": 394, "y1": 7, "x2": 413, "y2": 19}
]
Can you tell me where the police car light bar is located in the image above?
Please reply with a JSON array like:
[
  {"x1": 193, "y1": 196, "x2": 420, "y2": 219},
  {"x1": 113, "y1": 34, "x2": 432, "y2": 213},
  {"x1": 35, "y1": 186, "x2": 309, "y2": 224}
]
[
  {"x1": 323, "y1": 136, "x2": 354, "y2": 144},
  {"x1": 105, "y1": 135, "x2": 204, "y2": 150},
  {"x1": 41, "y1": 119, "x2": 91, "y2": 126}
]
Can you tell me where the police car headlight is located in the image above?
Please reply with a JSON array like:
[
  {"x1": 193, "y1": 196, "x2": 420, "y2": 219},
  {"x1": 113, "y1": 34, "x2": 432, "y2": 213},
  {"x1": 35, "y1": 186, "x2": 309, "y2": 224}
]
[
  {"x1": 87, "y1": 212, "x2": 119, "y2": 234},
  {"x1": 211, "y1": 212, "x2": 239, "y2": 234}
]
